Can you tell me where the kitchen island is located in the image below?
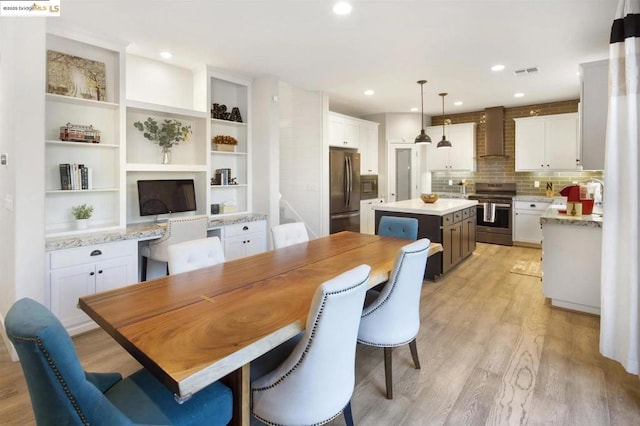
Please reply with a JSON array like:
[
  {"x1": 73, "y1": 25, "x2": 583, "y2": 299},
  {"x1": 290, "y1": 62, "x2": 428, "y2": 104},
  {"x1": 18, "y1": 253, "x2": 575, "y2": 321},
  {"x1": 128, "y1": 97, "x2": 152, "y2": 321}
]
[
  {"x1": 374, "y1": 198, "x2": 478, "y2": 279},
  {"x1": 540, "y1": 205, "x2": 603, "y2": 315}
]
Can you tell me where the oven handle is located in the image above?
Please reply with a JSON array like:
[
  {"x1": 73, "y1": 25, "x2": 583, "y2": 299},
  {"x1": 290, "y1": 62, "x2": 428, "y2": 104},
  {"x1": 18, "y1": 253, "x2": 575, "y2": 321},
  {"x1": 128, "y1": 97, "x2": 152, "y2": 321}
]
[{"x1": 478, "y1": 203, "x2": 511, "y2": 208}]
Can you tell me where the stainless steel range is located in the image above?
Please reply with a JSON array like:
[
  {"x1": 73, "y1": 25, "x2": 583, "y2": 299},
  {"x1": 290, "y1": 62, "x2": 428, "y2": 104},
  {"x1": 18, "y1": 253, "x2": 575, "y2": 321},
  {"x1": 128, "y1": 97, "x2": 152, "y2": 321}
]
[{"x1": 468, "y1": 183, "x2": 517, "y2": 246}]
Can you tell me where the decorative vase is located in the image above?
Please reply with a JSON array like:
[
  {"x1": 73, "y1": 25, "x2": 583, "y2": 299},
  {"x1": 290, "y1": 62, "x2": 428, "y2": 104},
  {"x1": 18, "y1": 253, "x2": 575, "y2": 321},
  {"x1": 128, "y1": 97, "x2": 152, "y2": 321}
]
[
  {"x1": 161, "y1": 146, "x2": 172, "y2": 164},
  {"x1": 76, "y1": 219, "x2": 89, "y2": 230}
]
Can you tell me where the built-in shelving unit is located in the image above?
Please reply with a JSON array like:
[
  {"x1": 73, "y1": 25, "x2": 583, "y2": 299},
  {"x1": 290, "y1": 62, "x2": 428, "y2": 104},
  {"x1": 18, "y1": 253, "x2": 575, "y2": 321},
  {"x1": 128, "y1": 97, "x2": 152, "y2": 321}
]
[
  {"x1": 206, "y1": 69, "x2": 252, "y2": 216},
  {"x1": 125, "y1": 100, "x2": 209, "y2": 224},
  {"x1": 44, "y1": 33, "x2": 125, "y2": 237}
]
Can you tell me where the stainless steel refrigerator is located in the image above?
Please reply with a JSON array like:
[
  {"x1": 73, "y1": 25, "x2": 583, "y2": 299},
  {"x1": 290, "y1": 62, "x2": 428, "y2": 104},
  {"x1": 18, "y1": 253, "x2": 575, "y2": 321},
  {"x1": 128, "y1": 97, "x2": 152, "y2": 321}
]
[{"x1": 330, "y1": 148, "x2": 361, "y2": 233}]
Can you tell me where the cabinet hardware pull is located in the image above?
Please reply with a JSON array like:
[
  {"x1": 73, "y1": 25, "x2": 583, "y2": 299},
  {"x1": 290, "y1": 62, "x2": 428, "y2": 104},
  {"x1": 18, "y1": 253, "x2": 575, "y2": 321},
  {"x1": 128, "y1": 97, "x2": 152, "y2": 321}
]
[
  {"x1": 243, "y1": 225, "x2": 249, "y2": 230},
  {"x1": 89, "y1": 272, "x2": 95, "y2": 276},
  {"x1": 90, "y1": 250, "x2": 102, "y2": 256},
  {"x1": 530, "y1": 204, "x2": 536, "y2": 207},
  {"x1": 98, "y1": 270, "x2": 103, "y2": 274}
]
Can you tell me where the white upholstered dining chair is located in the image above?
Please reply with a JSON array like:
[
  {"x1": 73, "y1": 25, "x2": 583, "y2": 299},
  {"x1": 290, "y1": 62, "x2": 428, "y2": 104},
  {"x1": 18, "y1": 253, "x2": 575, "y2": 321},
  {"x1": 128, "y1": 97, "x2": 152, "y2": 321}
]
[
  {"x1": 167, "y1": 236, "x2": 225, "y2": 275},
  {"x1": 357, "y1": 238, "x2": 430, "y2": 399},
  {"x1": 251, "y1": 264, "x2": 371, "y2": 426},
  {"x1": 140, "y1": 215, "x2": 208, "y2": 280},
  {"x1": 271, "y1": 222, "x2": 309, "y2": 249}
]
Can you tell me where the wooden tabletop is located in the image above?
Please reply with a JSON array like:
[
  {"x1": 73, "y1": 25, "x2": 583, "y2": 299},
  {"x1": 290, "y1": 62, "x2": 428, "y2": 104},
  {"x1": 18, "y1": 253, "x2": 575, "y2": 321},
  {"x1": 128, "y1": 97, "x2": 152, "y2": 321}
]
[{"x1": 79, "y1": 231, "x2": 409, "y2": 419}]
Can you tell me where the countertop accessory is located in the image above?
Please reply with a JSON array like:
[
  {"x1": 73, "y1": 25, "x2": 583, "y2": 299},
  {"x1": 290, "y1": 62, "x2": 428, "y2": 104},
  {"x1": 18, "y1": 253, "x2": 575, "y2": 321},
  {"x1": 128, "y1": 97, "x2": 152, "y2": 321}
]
[
  {"x1": 414, "y1": 80, "x2": 432, "y2": 144},
  {"x1": 437, "y1": 93, "x2": 452, "y2": 149},
  {"x1": 420, "y1": 193, "x2": 439, "y2": 203}
]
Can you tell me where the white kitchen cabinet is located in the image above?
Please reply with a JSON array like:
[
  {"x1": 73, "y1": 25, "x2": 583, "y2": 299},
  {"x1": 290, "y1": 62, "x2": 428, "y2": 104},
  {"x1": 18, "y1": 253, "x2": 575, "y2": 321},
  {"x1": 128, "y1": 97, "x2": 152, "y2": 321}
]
[
  {"x1": 513, "y1": 200, "x2": 552, "y2": 245},
  {"x1": 359, "y1": 121, "x2": 380, "y2": 174},
  {"x1": 426, "y1": 122, "x2": 476, "y2": 171},
  {"x1": 579, "y1": 60, "x2": 608, "y2": 171},
  {"x1": 48, "y1": 240, "x2": 138, "y2": 335},
  {"x1": 360, "y1": 198, "x2": 385, "y2": 234},
  {"x1": 542, "y1": 221, "x2": 602, "y2": 315},
  {"x1": 515, "y1": 113, "x2": 579, "y2": 171},
  {"x1": 223, "y1": 220, "x2": 267, "y2": 261},
  {"x1": 329, "y1": 112, "x2": 359, "y2": 148}
]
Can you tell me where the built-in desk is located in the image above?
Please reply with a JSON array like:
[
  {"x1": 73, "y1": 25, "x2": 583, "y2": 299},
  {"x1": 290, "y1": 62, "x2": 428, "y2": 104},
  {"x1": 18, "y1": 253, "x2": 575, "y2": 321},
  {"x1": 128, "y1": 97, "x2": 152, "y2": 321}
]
[{"x1": 45, "y1": 214, "x2": 267, "y2": 335}]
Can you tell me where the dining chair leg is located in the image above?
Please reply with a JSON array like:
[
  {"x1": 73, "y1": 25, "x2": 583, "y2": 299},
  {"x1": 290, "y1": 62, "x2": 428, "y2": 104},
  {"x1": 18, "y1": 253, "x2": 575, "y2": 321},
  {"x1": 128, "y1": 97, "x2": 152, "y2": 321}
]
[
  {"x1": 141, "y1": 256, "x2": 148, "y2": 281},
  {"x1": 343, "y1": 400, "x2": 354, "y2": 426},
  {"x1": 384, "y1": 346, "x2": 393, "y2": 399},
  {"x1": 409, "y1": 338, "x2": 421, "y2": 369}
]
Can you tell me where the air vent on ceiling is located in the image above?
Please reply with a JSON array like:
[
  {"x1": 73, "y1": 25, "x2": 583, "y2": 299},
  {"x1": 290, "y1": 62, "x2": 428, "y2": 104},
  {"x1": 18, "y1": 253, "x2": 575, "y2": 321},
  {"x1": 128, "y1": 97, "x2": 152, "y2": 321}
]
[{"x1": 514, "y1": 67, "x2": 539, "y2": 76}]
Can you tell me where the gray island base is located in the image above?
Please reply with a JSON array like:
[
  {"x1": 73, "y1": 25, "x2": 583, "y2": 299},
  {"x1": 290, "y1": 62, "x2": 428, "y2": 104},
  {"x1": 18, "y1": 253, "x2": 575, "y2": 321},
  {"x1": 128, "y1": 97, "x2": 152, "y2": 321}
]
[{"x1": 374, "y1": 199, "x2": 478, "y2": 280}]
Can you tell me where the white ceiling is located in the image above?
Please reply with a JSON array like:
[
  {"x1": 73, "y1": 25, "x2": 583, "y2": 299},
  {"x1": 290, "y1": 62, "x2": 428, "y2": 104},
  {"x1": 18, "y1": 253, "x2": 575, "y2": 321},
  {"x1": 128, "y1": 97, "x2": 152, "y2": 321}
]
[{"x1": 56, "y1": 0, "x2": 616, "y2": 116}]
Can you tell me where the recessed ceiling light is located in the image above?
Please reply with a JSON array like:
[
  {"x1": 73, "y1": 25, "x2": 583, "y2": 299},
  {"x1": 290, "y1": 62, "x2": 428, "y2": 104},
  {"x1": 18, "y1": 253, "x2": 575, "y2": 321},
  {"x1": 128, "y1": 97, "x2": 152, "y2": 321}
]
[
  {"x1": 333, "y1": 1, "x2": 352, "y2": 15},
  {"x1": 160, "y1": 51, "x2": 172, "y2": 59},
  {"x1": 514, "y1": 92, "x2": 525, "y2": 98},
  {"x1": 410, "y1": 107, "x2": 419, "y2": 112},
  {"x1": 491, "y1": 64, "x2": 505, "y2": 72},
  {"x1": 364, "y1": 89, "x2": 374, "y2": 96},
  {"x1": 454, "y1": 101, "x2": 463, "y2": 106}
]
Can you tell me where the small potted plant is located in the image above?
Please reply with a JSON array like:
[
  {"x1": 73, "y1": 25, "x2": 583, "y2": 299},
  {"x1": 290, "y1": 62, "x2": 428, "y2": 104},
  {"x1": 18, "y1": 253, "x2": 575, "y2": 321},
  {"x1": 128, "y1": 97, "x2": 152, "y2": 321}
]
[
  {"x1": 71, "y1": 203, "x2": 93, "y2": 230},
  {"x1": 133, "y1": 117, "x2": 192, "y2": 164}
]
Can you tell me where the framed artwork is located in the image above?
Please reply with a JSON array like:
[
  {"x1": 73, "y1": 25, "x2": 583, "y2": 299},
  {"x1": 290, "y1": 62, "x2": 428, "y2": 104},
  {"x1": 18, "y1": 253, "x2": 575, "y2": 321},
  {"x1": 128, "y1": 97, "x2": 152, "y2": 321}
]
[{"x1": 46, "y1": 50, "x2": 106, "y2": 101}]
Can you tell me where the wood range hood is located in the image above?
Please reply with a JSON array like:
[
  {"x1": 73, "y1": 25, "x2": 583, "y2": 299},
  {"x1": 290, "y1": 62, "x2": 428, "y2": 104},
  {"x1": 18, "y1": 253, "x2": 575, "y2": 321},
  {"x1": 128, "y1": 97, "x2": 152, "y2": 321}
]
[{"x1": 481, "y1": 106, "x2": 506, "y2": 157}]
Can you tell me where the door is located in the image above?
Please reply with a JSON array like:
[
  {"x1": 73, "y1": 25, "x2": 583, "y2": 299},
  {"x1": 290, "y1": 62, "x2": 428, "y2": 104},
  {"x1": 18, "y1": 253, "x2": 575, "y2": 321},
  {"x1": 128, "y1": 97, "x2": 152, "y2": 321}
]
[
  {"x1": 395, "y1": 148, "x2": 412, "y2": 201},
  {"x1": 330, "y1": 212, "x2": 360, "y2": 234},
  {"x1": 546, "y1": 114, "x2": 579, "y2": 170},
  {"x1": 95, "y1": 257, "x2": 136, "y2": 293},
  {"x1": 515, "y1": 118, "x2": 546, "y2": 170}
]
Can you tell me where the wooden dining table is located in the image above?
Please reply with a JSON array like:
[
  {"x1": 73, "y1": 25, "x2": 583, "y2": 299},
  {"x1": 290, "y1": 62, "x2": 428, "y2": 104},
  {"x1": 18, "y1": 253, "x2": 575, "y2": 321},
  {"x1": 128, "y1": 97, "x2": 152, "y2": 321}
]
[{"x1": 79, "y1": 231, "x2": 412, "y2": 425}]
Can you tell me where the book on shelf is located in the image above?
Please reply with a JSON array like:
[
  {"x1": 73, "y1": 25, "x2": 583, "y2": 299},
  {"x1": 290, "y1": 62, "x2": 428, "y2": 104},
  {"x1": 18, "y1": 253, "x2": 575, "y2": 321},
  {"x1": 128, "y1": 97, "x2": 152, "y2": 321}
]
[{"x1": 59, "y1": 163, "x2": 92, "y2": 190}]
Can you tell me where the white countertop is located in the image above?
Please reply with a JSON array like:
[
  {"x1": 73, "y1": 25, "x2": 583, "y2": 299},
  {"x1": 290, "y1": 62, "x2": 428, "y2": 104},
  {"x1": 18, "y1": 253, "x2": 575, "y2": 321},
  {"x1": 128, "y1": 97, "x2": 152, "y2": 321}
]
[
  {"x1": 374, "y1": 198, "x2": 478, "y2": 216},
  {"x1": 540, "y1": 204, "x2": 603, "y2": 228}
]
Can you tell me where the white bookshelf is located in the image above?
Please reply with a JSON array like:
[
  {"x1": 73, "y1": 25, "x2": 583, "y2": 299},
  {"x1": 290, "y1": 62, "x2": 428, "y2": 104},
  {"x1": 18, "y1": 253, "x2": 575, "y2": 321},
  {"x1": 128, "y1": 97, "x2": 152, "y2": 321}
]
[{"x1": 44, "y1": 33, "x2": 125, "y2": 237}]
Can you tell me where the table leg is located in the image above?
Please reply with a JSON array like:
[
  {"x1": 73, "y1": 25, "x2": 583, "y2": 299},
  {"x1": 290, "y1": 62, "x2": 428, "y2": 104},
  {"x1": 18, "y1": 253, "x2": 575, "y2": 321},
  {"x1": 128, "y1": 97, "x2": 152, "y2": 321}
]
[{"x1": 222, "y1": 363, "x2": 250, "y2": 426}]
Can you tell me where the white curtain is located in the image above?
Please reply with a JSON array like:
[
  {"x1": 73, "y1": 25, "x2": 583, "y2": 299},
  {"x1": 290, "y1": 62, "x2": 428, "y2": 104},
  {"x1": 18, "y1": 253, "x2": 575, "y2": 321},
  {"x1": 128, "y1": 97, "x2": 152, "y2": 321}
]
[{"x1": 600, "y1": 0, "x2": 640, "y2": 374}]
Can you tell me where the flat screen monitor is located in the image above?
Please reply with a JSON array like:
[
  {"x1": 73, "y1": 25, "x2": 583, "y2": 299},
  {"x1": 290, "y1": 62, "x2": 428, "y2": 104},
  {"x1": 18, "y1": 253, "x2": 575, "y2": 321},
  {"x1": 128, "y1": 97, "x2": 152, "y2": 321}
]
[{"x1": 137, "y1": 179, "x2": 197, "y2": 216}]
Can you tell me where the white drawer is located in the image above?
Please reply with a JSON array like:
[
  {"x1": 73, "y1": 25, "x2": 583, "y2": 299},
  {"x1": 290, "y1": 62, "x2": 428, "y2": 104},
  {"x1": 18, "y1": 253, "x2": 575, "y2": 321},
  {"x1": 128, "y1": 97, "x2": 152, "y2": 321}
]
[
  {"x1": 514, "y1": 201, "x2": 551, "y2": 212},
  {"x1": 50, "y1": 240, "x2": 137, "y2": 269},
  {"x1": 225, "y1": 220, "x2": 266, "y2": 238}
]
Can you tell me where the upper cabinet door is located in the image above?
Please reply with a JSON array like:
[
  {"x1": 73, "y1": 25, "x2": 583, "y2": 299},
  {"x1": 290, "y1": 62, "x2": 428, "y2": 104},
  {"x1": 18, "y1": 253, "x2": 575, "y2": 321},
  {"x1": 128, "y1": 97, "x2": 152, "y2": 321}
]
[
  {"x1": 329, "y1": 113, "x2": 360, "y2": 148},
  {"x1": 515, "y1": 113, "x2": 579, "y2": 171},
  {"x1": 546, "y1": 114, "x2": 579, "y2": 170},
  {"x1": 359, "y1": 122, "x2": 379, "y2": 174},
  {"x1": 515, "y1": 117, "x2": 547, "y2": 170},
  {"x1": 427, "y1": 123, "x2": 476, "y2": 171}
]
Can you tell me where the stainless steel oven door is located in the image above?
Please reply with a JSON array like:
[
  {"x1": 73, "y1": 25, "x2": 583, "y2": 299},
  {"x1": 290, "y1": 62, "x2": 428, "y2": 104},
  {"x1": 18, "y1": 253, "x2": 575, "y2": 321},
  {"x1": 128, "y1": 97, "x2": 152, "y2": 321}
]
[{"x1": 476, "y1": 203, "x2": 512, "y2": 234}]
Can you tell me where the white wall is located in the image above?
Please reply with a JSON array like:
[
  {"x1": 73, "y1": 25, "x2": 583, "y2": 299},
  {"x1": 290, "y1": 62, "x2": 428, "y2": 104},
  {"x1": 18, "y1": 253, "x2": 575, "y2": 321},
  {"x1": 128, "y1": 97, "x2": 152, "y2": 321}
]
[
  {"x1": 279, "y1": 83, "x2": 328, "y2": 238},
  {"x1": 252, "y1": 75, "x2": 280, "y2": 246},
  {"x1": 126, "y1": 54, "x2": 194, "y2": 109},
  {"x1": 0, "y1": 19, "x2": 46, "y2": 352}
]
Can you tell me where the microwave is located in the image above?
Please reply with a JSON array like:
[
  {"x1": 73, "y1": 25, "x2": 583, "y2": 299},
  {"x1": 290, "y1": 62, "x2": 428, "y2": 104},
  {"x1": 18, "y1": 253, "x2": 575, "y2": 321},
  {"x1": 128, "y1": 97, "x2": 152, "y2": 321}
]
[{"x1": 361, "y1": 175, "x2": 379, "y2": 200}]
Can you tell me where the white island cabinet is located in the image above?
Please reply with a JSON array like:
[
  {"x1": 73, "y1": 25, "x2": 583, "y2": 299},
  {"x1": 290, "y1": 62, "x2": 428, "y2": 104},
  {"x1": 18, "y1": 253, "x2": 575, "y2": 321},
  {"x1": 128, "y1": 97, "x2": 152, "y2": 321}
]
[{"x1": 541, "y1": 208, "x2": 602, "y2": 315}]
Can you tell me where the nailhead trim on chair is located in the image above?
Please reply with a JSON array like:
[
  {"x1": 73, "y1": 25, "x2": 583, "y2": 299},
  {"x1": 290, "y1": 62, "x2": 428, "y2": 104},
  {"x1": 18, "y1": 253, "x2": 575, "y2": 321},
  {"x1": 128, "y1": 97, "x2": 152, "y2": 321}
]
[
  {"x1": 252, "y1": 274, "x2": 369, "y2": 426},
  {"x1": 357, "y1": 244, "x2": 429, "y2": 348},
  {"x1": 10, "y1": 334, "x2": 88, "y2": 425},
  {"x1": 150, "y1": 215, "x2": 207, "y2": 246}
]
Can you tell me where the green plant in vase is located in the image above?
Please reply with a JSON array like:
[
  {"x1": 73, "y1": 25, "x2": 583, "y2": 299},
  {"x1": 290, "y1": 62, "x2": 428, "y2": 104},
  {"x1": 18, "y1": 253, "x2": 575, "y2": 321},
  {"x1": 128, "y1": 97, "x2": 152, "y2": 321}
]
[
  {"x1": 71, "y1": 203, "x2": 93, "y2": 230},
  {"x1": 133, "y1": 117, "x2": 192, "y2": 164}
]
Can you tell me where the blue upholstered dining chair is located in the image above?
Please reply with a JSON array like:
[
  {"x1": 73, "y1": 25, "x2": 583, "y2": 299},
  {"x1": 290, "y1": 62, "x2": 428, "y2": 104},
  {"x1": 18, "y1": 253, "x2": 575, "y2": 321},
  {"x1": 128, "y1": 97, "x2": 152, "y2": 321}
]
[
  {"x1": 377, "y1": 216, "x2": 419, "y2": 240},
  {"x1": 5, "y1": 298, "x2": 232, "y2": 426},
  {"x1": 357, "y1": 238, "x2": 430, "y2": 399},
  {"x1": 251, "y1": 265, "x2": 371, "y2": 426}
]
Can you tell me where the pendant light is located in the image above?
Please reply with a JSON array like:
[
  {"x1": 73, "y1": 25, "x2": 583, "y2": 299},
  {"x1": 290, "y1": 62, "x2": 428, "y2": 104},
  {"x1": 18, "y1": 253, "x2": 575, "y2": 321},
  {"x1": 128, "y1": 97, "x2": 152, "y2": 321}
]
[
  {"x1": 414, "y1": 80, "x2": 431, "y2": 144},
  {"x1": 437, "y1": 92, "x2": 452, "y2": 149}
]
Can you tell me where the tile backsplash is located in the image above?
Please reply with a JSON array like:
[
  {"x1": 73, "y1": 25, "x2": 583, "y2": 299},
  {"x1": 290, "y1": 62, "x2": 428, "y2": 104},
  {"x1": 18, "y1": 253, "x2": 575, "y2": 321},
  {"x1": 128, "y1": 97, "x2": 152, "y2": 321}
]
[{"x1": 430, "y1": 100, "x2": 603, "y2": 196}]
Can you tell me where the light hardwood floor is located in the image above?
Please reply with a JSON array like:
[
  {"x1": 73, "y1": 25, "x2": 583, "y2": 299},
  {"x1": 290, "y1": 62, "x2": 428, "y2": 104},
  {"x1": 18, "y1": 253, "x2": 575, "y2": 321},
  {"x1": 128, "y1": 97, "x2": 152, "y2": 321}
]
[{"x1": 2, "y1": 243, "x2": 639, "y2": 425}]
